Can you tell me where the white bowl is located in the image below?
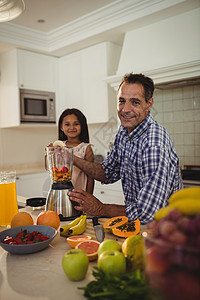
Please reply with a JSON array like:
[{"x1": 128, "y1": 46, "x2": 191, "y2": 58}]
[{"x1": 0, "y1": 225, "x2": 57, "y2": 254}]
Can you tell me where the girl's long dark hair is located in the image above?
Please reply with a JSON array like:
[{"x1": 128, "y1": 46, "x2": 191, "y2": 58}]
[{"x1": 58, "y1": 108, "x2": 90, "y2": 143}]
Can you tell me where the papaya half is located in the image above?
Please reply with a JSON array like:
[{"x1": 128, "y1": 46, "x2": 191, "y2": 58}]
[
  {"x1": 103, "y1": 216, "x2": 128, "y2": 233},
  {"x1": 112, "y1": 219, "x2": 140, "y2": 238}
]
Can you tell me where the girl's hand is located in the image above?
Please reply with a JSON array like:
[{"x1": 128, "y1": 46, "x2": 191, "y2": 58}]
[{"x1": 68, "y1": 189, "x2": 103, "y2": 216}]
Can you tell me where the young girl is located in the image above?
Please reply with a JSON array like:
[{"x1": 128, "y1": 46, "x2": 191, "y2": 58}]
[{"x1": 58, "y1": 108, "x2": 94, "y2": 194}]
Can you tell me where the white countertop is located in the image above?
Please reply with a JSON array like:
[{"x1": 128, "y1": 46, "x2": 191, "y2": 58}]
[{"x1": 0, "y1": 202, "x2": 100, "y2": 300}]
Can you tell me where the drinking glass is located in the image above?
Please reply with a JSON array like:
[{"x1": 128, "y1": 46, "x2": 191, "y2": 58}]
[{"x1": 0, "y1": 171, "x2": 18, "y2": 227}]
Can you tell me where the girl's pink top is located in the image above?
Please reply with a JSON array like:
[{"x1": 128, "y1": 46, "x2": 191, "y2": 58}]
[{"x1": 71, "y1": 142, "x2": 90, "y2": 191}]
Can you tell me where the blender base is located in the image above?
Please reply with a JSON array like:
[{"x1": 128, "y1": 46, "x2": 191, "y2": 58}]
[{"x1": 46, "y1": 186, "x2": 80, "y2": 220}]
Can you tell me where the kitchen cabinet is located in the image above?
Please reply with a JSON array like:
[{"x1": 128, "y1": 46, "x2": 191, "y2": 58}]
[
  {"x1": 16, "y1": 172, "x2": 50, "y2": 198},
  {"x1": 57, "y1": 42, "x2": 121, "y2": 123},
  {"x1": 93, "y1": 180, "x2": 124, "y2": 205},
  {"x1": 0, "y1": 49, "x2": 57, "y2": 128},
  {"x1": 17, "y1": 49, "x2": 57, "y2": 92}
]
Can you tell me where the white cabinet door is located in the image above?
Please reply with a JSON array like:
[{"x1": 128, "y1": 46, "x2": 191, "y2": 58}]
[
  {"x1": 0, "y1": 50, "x2": 20, "y2": 127},
  {"x1": 57, "y1": 42, "x2": 121, "y2": 124},
  {"x1": 81, "y1": 44, "x2": 108, "y2": 123},
  {"x1": 93, "y1": 181, "x2": 124, "y2": 205},
  {"x1": 18, "y1": 50, "x2": 57, "y2": 92},
  {"x1": 0, "y1": 49, "x2": 57, "y2": 128},
  {"x1": 57, "y1": 52, "x2": 82, "y2": 119},
  {"x1": 16, "y1": 172, "x2": 50, "y2": 198}
]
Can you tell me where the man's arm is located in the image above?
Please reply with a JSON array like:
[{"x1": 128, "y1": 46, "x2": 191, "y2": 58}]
[{"x1": 73, "y1": 155, "x2": 106, "y2": 182}]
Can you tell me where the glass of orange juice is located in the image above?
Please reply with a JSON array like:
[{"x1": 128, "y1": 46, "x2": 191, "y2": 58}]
[{"x1": 0, "y1": 171, "x2": 18, "y2": 227}]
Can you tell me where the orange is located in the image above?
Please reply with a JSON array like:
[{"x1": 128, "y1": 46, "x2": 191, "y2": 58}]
[
  {"x1": 36, "y1": 210, "x2": 60, "y2": 230},
  {"x1": 11, "y1": 212, "x2": 34, "y2": 228},
  {"x1": 75, "y1": 240, "x2": 100, "y2": 261},
  {"x1": 67, "y1": 235, "x2": 92, "y2": 248}
]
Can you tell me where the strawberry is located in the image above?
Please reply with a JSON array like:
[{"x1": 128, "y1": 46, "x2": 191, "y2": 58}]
[
  {"x1": 25, "y1": 234, "x2": 32, "y2": 241},
  {"x1": 15, "y1": 237, "x2": 24, "y2": 244},
  {"x1": 32, "y1": 231, "x2": 38, "y2": 236},
  {"x1": 61, "y1": 166, "x2": 68, "y2": 173},
  {"x1": 3, "y1": 236, "x2": 14, "y2": 244},
  {"x1": 40, "y1": 235, "x2": 49, "y2": 241},
  {"x1": 16, "y1": 231, "x2": 25, "y2": 238}
]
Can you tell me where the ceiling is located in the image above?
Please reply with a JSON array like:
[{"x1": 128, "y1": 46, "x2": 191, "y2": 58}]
[
  {"x1": 10, "y1": 0, "x2": 117, "y2": 32},
  {"x1": 0, "y1": 0, "x2": 122, "y2": 56},
  {"x1": 0, "y1": 0, "x2": 199, "y2": 57}
]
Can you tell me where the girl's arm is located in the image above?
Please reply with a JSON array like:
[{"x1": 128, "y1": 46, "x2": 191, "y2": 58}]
[{"x1": 85, "y1": 145, "x2": 94, "y2": 194}]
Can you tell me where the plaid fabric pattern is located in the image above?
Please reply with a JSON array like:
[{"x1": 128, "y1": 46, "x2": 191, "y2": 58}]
[{"x1": 101, "y1": 113, "x2": 183, "y2": 224}]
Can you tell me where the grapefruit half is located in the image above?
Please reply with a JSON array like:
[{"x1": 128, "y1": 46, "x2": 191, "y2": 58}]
[
  {"x1": 66, "y1": 235, "x2": 92, "y2": 248},
  {"x1": 75, "y1": 240, "x2": 100, "y2": 261}
]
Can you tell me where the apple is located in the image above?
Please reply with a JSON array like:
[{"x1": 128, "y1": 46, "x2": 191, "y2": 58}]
[
  {"x1": 98, "y1": 239, "x2": 121, "y2": 257},
  {"x1": 62, "y1": 249, "x2": 89, "y2": 281},
  {"x1": 98, "y1": 250, "x2": 126, "y2": 276}
]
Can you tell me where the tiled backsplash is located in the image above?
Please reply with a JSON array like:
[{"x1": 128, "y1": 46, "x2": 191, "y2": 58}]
[{"x1": 153, "y1": 84, "x2": 200, "y2": 167}]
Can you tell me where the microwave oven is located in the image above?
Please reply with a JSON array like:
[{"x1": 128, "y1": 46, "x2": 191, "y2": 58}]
[{"x1": 20, "y1": 89, "x2": 56, "y2": 123}]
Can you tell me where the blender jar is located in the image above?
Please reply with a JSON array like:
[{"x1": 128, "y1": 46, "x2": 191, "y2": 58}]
[
  {"x1": 46, "y1": 146, "x2": 74, "y2": 186},
  {"x1": 45, "y1": 146, "x2": 77, "y2": 219}
]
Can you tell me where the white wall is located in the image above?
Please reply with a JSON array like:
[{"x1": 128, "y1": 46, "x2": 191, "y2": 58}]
[
  {"x1": 117, "y1": 8, "x2": 200, "y2": 75},
  {"x1": 0, "y1": 126, "x2": 57, "y2": 172}
]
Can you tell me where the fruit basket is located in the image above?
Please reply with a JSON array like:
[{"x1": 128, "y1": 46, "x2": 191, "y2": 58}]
[{"x1": 143, "y1": 213, "x2": 200, "y2": 300}]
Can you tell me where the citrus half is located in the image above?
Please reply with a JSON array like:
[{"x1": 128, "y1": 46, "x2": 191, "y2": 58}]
[
  {"x1": 36, "y1": 210, "x2": 60, "y2": 230},
  {"x1": 75, "y1": 240, "x2": 100, "y2": 261},
  {"x1": 67, "y1": 235, "x2": 92, "y2": 248},
  {"x1": 11, "y1": 212, "x2": 34, "y2": 228}
]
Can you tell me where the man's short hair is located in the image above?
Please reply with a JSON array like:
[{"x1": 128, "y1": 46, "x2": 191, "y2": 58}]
[{"x1": 118, "y1": 73, "x2": 154, "y2": 102}]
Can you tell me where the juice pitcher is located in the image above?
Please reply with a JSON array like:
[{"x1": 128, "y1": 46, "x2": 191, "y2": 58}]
[{"x1": 0, "y1": 171, "x2": 18, "y2": 226}]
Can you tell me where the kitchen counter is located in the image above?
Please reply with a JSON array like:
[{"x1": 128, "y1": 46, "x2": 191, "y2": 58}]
[{"x1": 0, "y1": 199, "x2": 123, "y2": 300}]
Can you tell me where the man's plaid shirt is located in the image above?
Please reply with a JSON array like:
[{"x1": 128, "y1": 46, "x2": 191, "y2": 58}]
[{"x1": 101, "y1": 113, "x2": 183, "y2": 224}]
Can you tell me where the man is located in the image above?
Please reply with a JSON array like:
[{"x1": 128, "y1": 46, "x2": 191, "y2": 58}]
[{"x1": 68, "y1": 73, "x2": 183, "y2": 224}]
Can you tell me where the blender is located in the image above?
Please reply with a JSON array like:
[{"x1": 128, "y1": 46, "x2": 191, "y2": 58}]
[{"x1": 45, "y1": 146, "x2": 79, "y2": 220}]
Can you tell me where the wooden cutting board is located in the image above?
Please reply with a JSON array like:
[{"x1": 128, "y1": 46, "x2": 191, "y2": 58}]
[{"x1": 85, "y1": 218, "x2": 125, "y2": 245}]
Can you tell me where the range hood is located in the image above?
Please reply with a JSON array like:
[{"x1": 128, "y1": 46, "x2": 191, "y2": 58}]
[
  {"x1": 105, "y1": 7, "x2": 200, "y2": 91},
  {"x1": 155, "y1": 77, "x2": 200, "y2": 90}
]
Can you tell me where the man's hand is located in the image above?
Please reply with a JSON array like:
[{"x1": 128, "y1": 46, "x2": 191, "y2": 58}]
[
  {"x1": 68, "y1": 189, "x2": 126, "y2": 218},
  {"x1": 68, "y1": 189, "x2": 104, "y2": 216}
]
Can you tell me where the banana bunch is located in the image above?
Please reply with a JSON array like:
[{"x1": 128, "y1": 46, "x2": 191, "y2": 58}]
[
  {"x1": 155, "y1": 187, "x2": 200, "y2": 221},
  {"x1": 60, "y1": 214, "x2": 87, "y2": 237}
]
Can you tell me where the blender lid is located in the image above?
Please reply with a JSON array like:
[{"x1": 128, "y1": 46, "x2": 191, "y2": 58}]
[{"x1": 26, "y1": 198, "x2": 46, "y2": 207}]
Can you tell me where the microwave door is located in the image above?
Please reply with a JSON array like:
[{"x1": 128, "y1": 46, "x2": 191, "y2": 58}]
[{"x1": 21, "y1": 95, "x2": 50, "y2": 122}]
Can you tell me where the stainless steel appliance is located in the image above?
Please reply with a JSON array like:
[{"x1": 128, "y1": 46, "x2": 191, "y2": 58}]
[
  {"x1": 45, "y1": 146, "x2": 79, "y2": 220},
  {"x1": 20, "y1": 89, "x2": 56, "y2": 123},
  {"x1": 181, "y1": 165, "x2": 200, "y2": 188}
]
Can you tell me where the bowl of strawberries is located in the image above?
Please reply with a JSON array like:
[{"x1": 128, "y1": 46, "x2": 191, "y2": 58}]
[{"x1": 0, "y1": 225, "x2": 57, "y2": 254}]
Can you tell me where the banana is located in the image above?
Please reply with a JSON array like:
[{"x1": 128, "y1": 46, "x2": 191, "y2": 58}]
[
  {"x1": 154, "y1": 205, "x2": 174, "y2": 221},
  {"x1": 53, "y1": 140, "x2": 65, "y2": 147},
  {"x1": 169, "y1": 187, "x2": 200, "y2": 204},
  {"x1": 170, "y1": 199, "x2": 200, "y2": 216},
  {"x1": 60, "y1": 215, "x2": 84, "y2": 237},
  {"x1": 68, "y1": 214, "x2": 87, "y2": 236}
]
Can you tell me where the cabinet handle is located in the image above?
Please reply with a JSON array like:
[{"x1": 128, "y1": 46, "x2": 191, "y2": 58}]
[
  {"x1": 100, "y1": 191, "x2": 104, "y2": 194},
  {"x1": 16, "y1": 176, "x2": 20, "y2": 180}
]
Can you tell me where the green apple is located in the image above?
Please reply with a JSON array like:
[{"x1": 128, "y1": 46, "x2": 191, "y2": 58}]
[
  {"x1": 98, "y1": 250, "x2": 126, "y2": 276},
  {"x1": 98, "y1": 239, "x2": 121, "y2": 257},
  {"x1": 62, "y1": 249, "x2": 89, "y2": 281}
]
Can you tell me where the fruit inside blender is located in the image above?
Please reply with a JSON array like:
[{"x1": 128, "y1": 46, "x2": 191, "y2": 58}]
[{"x1": 51, "y1": 166, "x2": 71, "y2": 182}]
